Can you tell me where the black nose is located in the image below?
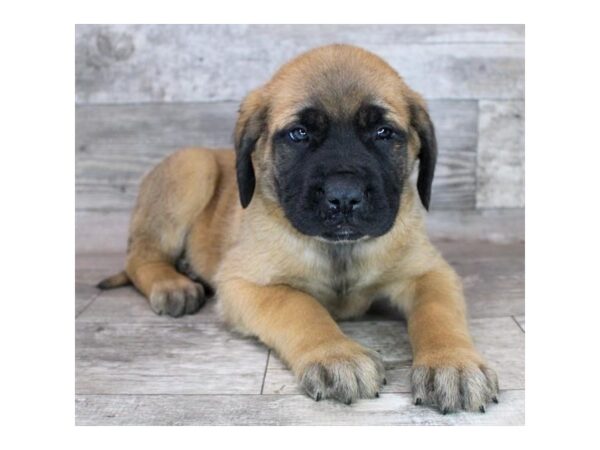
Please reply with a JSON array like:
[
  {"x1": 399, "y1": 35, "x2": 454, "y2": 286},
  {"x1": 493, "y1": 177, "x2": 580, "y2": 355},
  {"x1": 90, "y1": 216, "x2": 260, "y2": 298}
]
[{"x1": 323, "y1": 176, "x2": 364, "y2": 214}]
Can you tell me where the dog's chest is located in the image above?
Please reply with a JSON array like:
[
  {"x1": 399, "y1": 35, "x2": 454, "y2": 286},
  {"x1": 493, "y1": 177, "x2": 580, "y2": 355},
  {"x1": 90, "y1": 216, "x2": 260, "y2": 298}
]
[
  {"x1": 293, "y1": 244, "x2": 380, "y2": 318},
  {"x1": 326, "y1": 245, "x2": 359, "y2": 296}
]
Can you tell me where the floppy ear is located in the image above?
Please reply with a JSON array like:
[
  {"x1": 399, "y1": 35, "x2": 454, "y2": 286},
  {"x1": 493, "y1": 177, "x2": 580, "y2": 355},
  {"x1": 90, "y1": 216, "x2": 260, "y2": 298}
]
[
  {"x1": 234, "y1": 89, "x2": 268, "y2": 208},
  {"x1": 409, "y1": 96, "x2": 438, "y2": 211}
]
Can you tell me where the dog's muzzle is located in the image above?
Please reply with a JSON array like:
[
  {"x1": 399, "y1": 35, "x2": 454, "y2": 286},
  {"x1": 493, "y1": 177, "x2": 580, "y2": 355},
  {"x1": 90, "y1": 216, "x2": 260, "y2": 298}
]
[{"x1": 318, "y1": 174, "x2": 367, "y2": 241}]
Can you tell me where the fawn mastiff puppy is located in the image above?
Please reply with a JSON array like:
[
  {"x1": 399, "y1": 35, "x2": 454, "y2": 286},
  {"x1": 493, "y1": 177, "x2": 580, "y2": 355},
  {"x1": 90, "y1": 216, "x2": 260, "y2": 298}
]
[{"x1": 99, "y1": 44, "x2": 499, "y2": 413}]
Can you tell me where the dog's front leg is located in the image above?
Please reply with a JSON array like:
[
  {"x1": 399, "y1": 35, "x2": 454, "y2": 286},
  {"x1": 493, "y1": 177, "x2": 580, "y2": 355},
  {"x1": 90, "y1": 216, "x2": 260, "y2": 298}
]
[
  {"x1": 218, "y1": 278, "x2": 385, "y2": 404},
  {"x1": 404, "y1": 265, "x2": 499, "y2": 414}
]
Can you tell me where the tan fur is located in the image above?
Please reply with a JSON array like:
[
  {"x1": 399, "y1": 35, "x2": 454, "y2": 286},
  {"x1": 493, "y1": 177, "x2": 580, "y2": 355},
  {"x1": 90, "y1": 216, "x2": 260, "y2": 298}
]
[{"x1": 99, "y1": 44, "x2": 498, "y2": 411}]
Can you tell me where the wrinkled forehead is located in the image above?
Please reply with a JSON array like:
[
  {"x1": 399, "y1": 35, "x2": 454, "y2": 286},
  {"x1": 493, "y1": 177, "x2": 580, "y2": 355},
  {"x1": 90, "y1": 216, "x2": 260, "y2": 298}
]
[{"x1": 266, "y1": 63, "x2": 412, "y2": 131}]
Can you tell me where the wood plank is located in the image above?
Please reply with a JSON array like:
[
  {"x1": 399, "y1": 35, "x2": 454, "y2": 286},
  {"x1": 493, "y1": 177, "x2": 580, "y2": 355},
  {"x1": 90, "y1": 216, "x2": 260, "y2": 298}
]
[
  {"x1": 437, "y1": 241, "x2": 524, "y2": 318},
  {"x1": 76, "y1": 25, "x2": 524, "y2": 103},
  {"x1": 75, "y1": 100, "x2": 478, "y2": 211},
  {"x1": 76, "y1": 183, "x2": 137, "y2": 212},
  {"x1": 75, "y1": 283, "x2": 99, "y2": 317},
  {"x1": 75, "y1": 322, "x2": 268, "y2": 395},
  {"x1": 76, "y1": 211, "x2": 129, "y2": 254},
  {"x1": 76, "y1": 252, "x2": 218, "y2": 323},
  {"x1": 77, "y1": 288, "x2": 221, "y2": 324},
  {"x1": 476, "y1": 100, "x2": 525, "y2": 208},
  {"x1": 76, "y1": 252, "x2": 126, "y2": 284},
  {"x1": 428, "y1": 100, "x2": 478, "y2": 210},
  {"x1": 75, "y1": 102, "x2": 237, "y2": 165},
  {"x1": 263, "y1": 317, "x2": 524, "y2": 395},
  {"x1": 75, "y1": 101, "x2": 237, "y2": 212},
  {"x1": 514, "y1": 315, "x2": 525, "y2": 332},
  {"x1": 75, "y1": 390, "x2": 524, "y2": 425},
  {"x1": 427, "y1": 208, "x2": 524, "y2": 243}
]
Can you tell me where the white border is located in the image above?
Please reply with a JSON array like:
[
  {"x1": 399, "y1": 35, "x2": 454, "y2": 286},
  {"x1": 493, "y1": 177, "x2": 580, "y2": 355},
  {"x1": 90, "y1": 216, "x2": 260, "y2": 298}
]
[{"x1": 3, "y1": 0, "x2": 600, "y2": 447}]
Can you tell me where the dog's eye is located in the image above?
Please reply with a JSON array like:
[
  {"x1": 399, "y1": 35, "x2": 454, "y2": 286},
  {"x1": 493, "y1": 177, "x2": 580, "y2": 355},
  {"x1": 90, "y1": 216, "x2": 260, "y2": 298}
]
[
  {"x1": 289, "y1": 127, "x2": 309, "y2": 143},
  {"x1": 375, "y1": 127, "x2": 393, "y2": 140}
]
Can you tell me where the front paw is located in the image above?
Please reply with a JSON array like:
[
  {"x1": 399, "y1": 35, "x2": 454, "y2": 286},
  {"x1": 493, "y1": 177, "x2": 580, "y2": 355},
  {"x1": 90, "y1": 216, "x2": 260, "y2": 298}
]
[
  {"x1": 411, "y1": 351, "x2": 499, "y2": 414},
  {"x1": 298, "y1": 340, "x2": 386, "y2": 405},
  {"x1": 149, "y1": 276, "x2": 206, "y2": 317}
]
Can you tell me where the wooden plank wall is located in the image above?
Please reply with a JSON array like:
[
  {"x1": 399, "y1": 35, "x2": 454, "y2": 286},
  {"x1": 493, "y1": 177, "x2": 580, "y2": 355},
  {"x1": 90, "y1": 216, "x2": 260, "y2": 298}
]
[{"x1": 75, "y1": 25, "x2": 524, "y2": 214}]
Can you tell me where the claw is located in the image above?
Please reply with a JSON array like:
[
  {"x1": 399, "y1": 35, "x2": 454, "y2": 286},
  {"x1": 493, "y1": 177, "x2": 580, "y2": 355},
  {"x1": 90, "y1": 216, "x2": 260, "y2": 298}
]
[
  {"x1": 442, "y1": 407, "x2": 449, "y2": 415},
  {"x1": 492, "y1": 396, "x2": 499, "y2": 404},
  {"x1": 375, "y1": 392, "x2": 379, "y2": 398},
  {"x1": 345, "y1": 399, "x2": 352, "y2": 405},
  {"x1": 479, "y1": 405, "x2": 486, "y2": 413},
  {"x1": 315, "y1": 392, "x2": 322, "y2": 402},
  {"x1": 383, "y1": 378, "x2": 387, "y2": 385},
  {"x1": 415, "y1": 398, "x2": 422, "y2": 406}
]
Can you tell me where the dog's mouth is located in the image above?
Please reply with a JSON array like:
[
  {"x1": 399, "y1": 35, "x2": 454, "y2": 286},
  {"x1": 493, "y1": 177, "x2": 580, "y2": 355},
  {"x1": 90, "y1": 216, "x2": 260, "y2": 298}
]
[{"x1": 319, "y1": 225, "x2": 366, "y2": 243}]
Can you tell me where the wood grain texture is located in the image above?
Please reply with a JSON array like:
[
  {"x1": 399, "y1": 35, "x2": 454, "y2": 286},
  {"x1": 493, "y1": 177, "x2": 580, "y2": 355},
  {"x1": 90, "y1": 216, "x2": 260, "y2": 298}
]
[
  {"x1": 75, "y1": 283, "x2": 99, "y2": 317},
  {"x1": 78, "y1": 288, "x2": 221, "y2": 324},
  {"x1": 75, "y1": 390, "x2": 524, "y2": 425},
  {"x1": 426, "y1": 208, "x2": 524, "y2": 243},
  {"x1": 76, "y1": 211, "x2": 129, "y2": 254},
  {"x1": 76, "y1": 322, "x2": 268, "y2": 395},
  {"x1": 263, "y1": 317, "x2": 524, "y2": 395},
  {"x1": 438, "y1": 241, "x2": 524, "y2": 318},
  {"x1": 76, "y1": 252, "x2": 126, "y2": 284},
  {"x1": 76, "y1": 24, "x2": 524, "y2": 103},
  {"x1": 514, "y1": 315, "x2": 525, "y2": 332},
  {"x1": 476, "y1": 100, "x2": 525, "y2": 208},
  {"x1": 75, "y1": 100, "x2": 478, "y2": 211},
  {"x1": 75, "y1": 102, "x2": 236, "y2": 187}
]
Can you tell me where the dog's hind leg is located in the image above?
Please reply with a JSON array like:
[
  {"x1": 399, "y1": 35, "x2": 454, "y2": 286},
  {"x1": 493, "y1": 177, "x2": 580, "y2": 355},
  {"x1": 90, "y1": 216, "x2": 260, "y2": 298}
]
[{"x1": 123, "y1": 149, "x2": 219, "y2": 317}]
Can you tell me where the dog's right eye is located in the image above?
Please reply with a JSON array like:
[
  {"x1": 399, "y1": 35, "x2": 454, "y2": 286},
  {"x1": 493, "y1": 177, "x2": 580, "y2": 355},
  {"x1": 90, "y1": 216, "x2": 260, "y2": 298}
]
[{"x1": 288, "y1": 127, "x2": 309, "y2": 143}]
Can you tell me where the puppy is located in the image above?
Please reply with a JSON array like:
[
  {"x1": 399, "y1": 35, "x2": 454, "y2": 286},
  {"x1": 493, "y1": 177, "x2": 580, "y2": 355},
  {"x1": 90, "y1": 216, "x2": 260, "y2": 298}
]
[{"x1": 99, "y1": 44, "x2": 499, "y2": 413}]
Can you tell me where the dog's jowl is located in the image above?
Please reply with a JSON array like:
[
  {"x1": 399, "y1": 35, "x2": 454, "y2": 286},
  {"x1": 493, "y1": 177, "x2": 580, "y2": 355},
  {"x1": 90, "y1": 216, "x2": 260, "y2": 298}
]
[{"x1": 98, "y1": 44, "x2": 499, "y2": 413}]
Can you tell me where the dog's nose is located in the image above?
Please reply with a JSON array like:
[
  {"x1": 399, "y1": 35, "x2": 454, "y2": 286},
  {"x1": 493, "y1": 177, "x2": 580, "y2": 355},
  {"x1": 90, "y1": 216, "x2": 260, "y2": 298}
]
[{"x1": 324, "y1": 176, "x2": 364, "y2": 214}]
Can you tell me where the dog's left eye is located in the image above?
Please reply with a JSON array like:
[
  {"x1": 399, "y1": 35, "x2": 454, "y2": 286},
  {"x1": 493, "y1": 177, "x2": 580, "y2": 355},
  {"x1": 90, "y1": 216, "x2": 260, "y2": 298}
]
[
  {"x1": 289, "y1": 127, "x2": 309, "y2": 143},
  {"x1": 375, "y1": 127, "x2": 393, "y2": 140}
]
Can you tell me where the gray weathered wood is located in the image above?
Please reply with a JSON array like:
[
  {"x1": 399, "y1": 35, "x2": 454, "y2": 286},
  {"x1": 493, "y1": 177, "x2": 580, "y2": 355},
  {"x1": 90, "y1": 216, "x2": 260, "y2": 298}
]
[
  {"x1": 76, "y1": 100, "x2": 478, "y2": 211},
  {"x1": 78, "y1": 288, "x2": 221, "y2": 324},
  {"x1": 514, "y1": 315, "x2": 525, "y2": 332},
  {"x1": 263, "y1": 317, "x2": 524, "y2": 395},
  {"x1": 76, "y1": 25, "x2": 524, "y2": 104},
  {"x1": 438, "y1": 241, "x2": 524, "y2": 318},
  {"x1": 76, "y1": 183, "x2": 137, "y2": 212},
  {"x1": 76, "y1": 211, "x2": 129, "y2": 254},
  {"x1": 75, "y1": 390, "x2": 524, "y2": 425},
  {"x1": 426, "y1": 208, "x2": 524, "y2": 243},
  {"x1": 75, "y1": 283, "x2": 99, "y2": 317},
  {"x1": 76, "y1": 252, "x2": 126, "y2": 284},
  {"x1": 76, "y1": 322, "x2": 268, "y2": 395},
  {"x1": 476, "y1": 100, "x2": 525, "y2": 208},
  {"x1": 75, "y1": 102, "x2": 236, "y2": 199}
]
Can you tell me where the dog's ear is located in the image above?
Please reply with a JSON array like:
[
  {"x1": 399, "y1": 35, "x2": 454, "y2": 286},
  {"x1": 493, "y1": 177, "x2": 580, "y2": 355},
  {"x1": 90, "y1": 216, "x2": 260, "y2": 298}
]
[
  {"x1": 234, "y1": 89, "x2": 268, "y2": 208},
  {"x1": 409, "y1": 94, "x2": 438, "y2": 211}
]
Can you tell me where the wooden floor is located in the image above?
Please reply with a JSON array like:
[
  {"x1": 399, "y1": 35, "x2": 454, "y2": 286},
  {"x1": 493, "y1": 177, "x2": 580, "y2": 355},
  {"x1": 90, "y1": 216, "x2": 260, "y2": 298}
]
[{"x1": 75, "y1": 239, "x2": 524, "y2": 426}]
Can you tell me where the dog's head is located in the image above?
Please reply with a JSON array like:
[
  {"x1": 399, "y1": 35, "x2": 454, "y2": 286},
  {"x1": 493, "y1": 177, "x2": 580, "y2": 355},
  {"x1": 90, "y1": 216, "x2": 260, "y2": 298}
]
[{"x1": 234, "y1": 44, "x2": 437, "y2": 243}]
